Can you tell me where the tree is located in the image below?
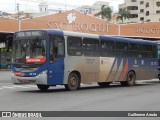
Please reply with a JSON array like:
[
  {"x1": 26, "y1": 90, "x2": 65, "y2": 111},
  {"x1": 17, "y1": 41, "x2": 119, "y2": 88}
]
[
  {"x1": 95, "y1": 5, "x2": 112, "y2": 21},
  {"x1": 117, "y1": 7, "x2": 130, "y2": 23}
]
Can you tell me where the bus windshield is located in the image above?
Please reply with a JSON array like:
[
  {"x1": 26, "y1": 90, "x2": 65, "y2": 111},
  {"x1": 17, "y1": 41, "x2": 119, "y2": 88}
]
[{"x1": 12, "y1": 38, "x2": 46, "y2": 67}]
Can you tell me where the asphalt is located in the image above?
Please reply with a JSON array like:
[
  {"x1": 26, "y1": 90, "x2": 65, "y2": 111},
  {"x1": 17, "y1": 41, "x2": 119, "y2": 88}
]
[{"x1": 0, "y1": 71, "x2": 12, "y2": 83}]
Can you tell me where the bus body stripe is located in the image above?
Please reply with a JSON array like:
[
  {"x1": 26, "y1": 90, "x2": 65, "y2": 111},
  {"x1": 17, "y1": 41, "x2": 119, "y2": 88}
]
[
  {"x1": 106, "y1": 58, "x2": 116, "y2": 81},
  {"x1": 111, "y1": 58, "x2": 122, "y2": 81},
  {"x1": 106, "y1": 58, "x2": 122, "y2": 82},
  {"x1": 113, "y1": 58, "x2": 124, "y2": 81},
  {"x1": 119, "y1": 59, "x2": 128, "y2": 81}
]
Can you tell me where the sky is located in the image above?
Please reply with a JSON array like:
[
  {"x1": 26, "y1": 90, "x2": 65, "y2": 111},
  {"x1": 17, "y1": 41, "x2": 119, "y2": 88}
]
[{"x1": 0, "y1": 0, "x2": 124, "y2": 13}]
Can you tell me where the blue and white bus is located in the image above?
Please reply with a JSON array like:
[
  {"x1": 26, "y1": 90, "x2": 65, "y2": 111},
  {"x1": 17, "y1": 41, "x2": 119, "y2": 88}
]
[
  {"x1": 11, "y1": 29, "x2": 158, "y2": 91},
  {"x1": 157, "y1": 42, "x2": 160, "y2": 79}
]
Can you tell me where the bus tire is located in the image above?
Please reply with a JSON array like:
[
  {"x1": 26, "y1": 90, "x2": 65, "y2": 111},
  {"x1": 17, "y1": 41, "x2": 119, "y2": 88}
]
[
  {"x1": 37, "y1": 84, "x2": 49, "y2": 91},
  {"x1": 124, "y1": 71, "x2": 136, "y2": 86},
  {"x1": 65, "y1": 73, "x2": 80, "y2": 91},
  {"x1": 98, "y1": 82, "x2": 110, "y2": 87}
]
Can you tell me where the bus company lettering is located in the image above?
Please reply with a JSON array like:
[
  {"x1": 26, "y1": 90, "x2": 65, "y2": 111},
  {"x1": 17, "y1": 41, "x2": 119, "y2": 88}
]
[
  {"x1": 136, "y1": 27, "x2": 160, "y2": 34},
  {"x1": 47, "y1": 21, "x2": 110, "y2": 32},
  {"x1": 86, "y1": 58, "x2": 96, "y2": 64}
]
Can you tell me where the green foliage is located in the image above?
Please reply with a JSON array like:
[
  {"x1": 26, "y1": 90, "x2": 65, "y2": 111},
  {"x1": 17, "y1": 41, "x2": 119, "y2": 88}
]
[
  {"x1": 117, "y1": 7, "x2": 131, "y2": 23},
  {"x1": 95, "y1": 5, "x2": 112, "y2": 21}
]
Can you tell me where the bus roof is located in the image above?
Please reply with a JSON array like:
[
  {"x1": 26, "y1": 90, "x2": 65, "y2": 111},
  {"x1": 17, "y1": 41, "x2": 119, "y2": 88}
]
[{"x1": 16, "y1": 29, "x2": 157, "y2": 45}]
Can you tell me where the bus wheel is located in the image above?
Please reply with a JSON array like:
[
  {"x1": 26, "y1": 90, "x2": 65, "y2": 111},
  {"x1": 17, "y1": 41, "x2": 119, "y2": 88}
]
[
  {"x1": 65, "y1": 73, "x2": 80, "y2": 91},
  {"x1": 125, "y1": 71, "x2": 136, "y2": 86},
  {"x1": 98, "y1": 82, "x2": 110, "y2": 87},
  {"x1": 37, "y1": 84, "x2": 49, "y2": 91}
]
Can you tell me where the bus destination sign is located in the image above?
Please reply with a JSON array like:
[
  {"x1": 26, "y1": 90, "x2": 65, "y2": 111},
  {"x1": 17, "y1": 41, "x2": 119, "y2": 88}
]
[{"x1": 16, "y1": 31, "x2": 44, "y2": 38}]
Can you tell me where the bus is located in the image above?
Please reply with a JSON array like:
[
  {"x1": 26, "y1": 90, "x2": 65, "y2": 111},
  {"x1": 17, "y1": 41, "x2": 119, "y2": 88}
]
[
  {"x1": 11, "y1": 29, "x2": 158, "y2": 91},
  {"x1": 157, "y1": 42, "x2": 160, "y2": 79}
]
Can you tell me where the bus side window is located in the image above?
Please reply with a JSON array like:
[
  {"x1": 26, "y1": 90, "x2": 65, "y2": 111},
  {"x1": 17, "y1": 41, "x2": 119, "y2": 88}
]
[
  {"x1": 67, "y1": 36, "x2": 82, "y2": 56},
  {"x1": 50, "y1": 36, "x2": 65, "y2": 62},
  {"x1": 116, "y1": 42, "x2": 128, "y2": 57},
  {"x1": 142, "y1": 44, "x2": 153, "y2": 58},
  {"x1": 152, "y1": 45, "x2": 157, "y2": 58},
  {"x1": 130, "y1": 43, "x2": 141, "y2": 58},
  {"x1": 100, "y1": 40, "x2": 115, "y2": 57},
  {"x1": 83, "y1": 38, "x2": 99, "y2": 57}
]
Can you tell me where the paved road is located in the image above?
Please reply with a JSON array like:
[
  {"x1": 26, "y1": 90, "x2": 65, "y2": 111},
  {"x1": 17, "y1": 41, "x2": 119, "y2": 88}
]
[
  {"x1": 0, "y1": 79, "x2": 160, "y2": 111},
  {"x1": 0, "y1": 71, "x2": 11, "y2": 83},
  {"x1": 0, "y1": 71, "x2": 160, "y2": 119}
]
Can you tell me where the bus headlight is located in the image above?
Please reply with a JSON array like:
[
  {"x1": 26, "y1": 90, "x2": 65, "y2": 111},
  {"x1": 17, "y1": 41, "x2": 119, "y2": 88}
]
[{"x1": 38, "y1": 70, "x2": 47, "y2": 76}]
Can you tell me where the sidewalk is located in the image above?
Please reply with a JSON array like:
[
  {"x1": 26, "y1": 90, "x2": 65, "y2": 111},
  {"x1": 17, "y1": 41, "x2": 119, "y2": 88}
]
[{"x1": 0, "y1": 69, "x2": 10, "y2": 71}]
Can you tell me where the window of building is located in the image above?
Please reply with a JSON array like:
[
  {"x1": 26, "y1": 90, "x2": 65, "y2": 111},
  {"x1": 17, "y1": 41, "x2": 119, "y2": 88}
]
[
  {"x1": 127, "y1": 6, "x2": 138, "y2": 10},
  {"x1": 67, "y1": 37, "x2": 82, "y2": 56},
  {"x1": 140, "y1": 17, "x2": 144, "y2": 21},
  {"x1": 140, "y1": 9, "x2": 144, "y2": 13},
  {"x1": 156, "y1": 10, "x2": 160, "y2": 14},
  {"x1": 146, "y1": 19, "x2": 150, "y2": 22},
  {"x1": 130, "y1": 14, "x2": 138, "y2": 18},
  {"x1": 146, "y1": 11, "x2": 149, "y2": 16},
  {"x1": 146, "y1": 2, "x2": 149, "y2": 7},
  {"x1": 100, "y1": 40, "x2": 115, "y2": 57},
  {"x1": 116, "y1": 42, "x2": 128, "y2": 57},
  {"x1": 140, "y1": 1, "x2": 144, "y2": 5},
  {"x1": 131, "y1": 0, "x2": 136, "y2": 2},
  {"x1": 83, "y1": 38, "x2": 99, "y2": 57}
]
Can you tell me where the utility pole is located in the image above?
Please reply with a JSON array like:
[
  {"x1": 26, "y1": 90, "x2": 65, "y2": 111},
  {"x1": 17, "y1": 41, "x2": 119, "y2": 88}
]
[
  {"x1": 65, "y1": 0, "x2": 67, "y2": 11},
  {"x1": 17, "y1": 3, "x2": 21, "y2": 31},
  {"x1": 118, "y1": 24, "x2": 121, "y2": 36},
  {"x1": 15, "y1": 0, "x2": 17, "y2": 13}
]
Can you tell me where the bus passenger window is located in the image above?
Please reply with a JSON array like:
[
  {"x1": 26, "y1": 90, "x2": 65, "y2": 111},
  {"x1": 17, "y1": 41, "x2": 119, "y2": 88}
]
[
  {"x1": 67, "y1": 37, "x2": 82, "y2": 56},
  {"x1": 152, "y1": 45, "x2": 157, "y2": 58},
  {"x1": 142, "y1": 45, "x2": 153, "y2": 58},
  {"x1": 83, "y1": 38, "x2": 99, "y2": 57},
  {"x1": 100, "y1": 40, "x2": 115, "y2": 57},
  {"x1": 130, "y1": 43, "x2": 141, "y2": 58},
  {"x1": 116, "y1": 42, "x2": 128, "y2": 57}
]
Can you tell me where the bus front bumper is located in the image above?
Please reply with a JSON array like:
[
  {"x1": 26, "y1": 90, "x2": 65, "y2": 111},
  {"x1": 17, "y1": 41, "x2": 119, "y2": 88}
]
[{"x1": 11, "y1": 72, "x2": 48, "y2": 85}]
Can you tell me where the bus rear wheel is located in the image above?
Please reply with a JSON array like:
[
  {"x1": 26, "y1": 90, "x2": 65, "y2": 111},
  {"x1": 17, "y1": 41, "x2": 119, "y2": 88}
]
[
  {"x1": 37, "y1": 84, "x2": 49, "y2": 91},
  {"x1": 121, "y1": 71, "x2": 136, "y2": 86},
  {"x1": 98, "y1": 82, "x2": 110, "y2": 87},
  {"x1": 65, "y1": 73, "x2": 80, "y2": 91}
]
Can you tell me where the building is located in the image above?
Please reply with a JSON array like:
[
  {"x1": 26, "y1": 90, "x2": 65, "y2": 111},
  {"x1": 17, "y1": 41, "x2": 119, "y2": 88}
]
[
  {"x1": 0, "y1": 10, "x2": 160, "y2": 69},
  {"x1": 0, "y1": 11, "x2": 11, "y2": 18},
  {"x1": 119, "y1": 0, "x2": 160, "y2": 23},
  {"x1": 30, "y1": 2, "x2": 65, "y2": 18},
  {"x1": 76, "y1": 1, "x2": 113, "y2": 15}
]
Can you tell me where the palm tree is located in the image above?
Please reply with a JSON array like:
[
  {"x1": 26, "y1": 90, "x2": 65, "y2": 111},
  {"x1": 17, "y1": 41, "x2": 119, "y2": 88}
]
[
  {"x1": 95, "y1": 5, "x2": 112, "y2": 21},
  {"x1": 117, "y1": 7, "x2": 130, "y2": 23}
]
